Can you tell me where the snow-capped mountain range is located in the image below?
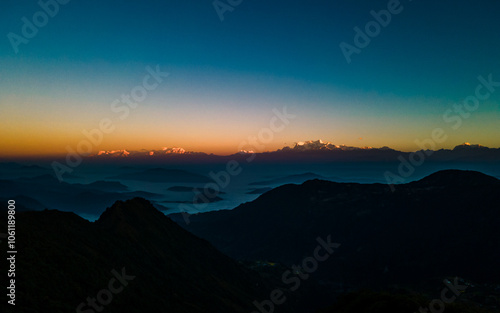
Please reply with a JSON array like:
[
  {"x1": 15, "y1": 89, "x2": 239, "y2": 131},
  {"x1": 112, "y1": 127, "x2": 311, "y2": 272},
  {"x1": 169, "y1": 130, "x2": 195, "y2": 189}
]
[
  {"x1": 95, "y1": 147, "x2": 207, "y2": 158},
  {"x1": 91, "y1": 140, "x2": 499, "y2": 161},
  {"x1": 277, "y1": 139, "x2": 393, "y2": 152}
]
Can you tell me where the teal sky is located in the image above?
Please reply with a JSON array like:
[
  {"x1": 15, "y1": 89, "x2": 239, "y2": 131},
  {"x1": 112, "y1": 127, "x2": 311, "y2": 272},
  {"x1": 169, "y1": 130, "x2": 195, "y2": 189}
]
[{"x1": 1, "y1": 0, "x2": 499, "y2": 156}]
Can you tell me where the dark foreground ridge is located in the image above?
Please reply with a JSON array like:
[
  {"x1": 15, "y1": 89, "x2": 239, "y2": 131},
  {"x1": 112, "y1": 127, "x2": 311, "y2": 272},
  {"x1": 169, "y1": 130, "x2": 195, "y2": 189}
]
[
  {"x1": 0, "y1": 170, "x2": 498, "y2": 312},
  {"x1": 0, "y1": 198, "x2": 300, "y2": 313},
  {"x1": 171, "y1": 169, "x2": 500, "y2": 310}
]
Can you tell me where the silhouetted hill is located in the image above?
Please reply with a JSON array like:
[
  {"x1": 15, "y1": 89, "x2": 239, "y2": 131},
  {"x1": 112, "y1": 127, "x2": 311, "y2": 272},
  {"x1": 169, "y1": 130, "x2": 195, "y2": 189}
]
[
  {"x1": 0, "y1": 176, "x2": 165, "y2": 215},
  {"x1": 0, "y1": 198, "x2": 300, "y2": 313},
  {"x1": 409, "y1": 169, "x2": 500, "y2": 187},
  {"x1": 171, "y1": 170, "x2": 500, "y2": 302}
]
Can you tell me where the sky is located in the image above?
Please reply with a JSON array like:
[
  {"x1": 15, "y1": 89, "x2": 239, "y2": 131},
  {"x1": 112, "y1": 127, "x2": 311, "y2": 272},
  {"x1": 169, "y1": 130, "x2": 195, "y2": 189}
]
[{"x1": 1, "y1": 0, "x2": 499, "y2": 157}]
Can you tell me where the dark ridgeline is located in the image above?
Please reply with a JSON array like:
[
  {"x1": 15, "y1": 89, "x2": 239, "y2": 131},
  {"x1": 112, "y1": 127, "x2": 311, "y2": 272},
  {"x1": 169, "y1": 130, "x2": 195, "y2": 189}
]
[
  {"x1": 171, "y1": 170, "x2": 500, "y2": 311},
  {"x1": 0, "y1": 174, "x2": 166, "y2": 215},
  {"x1": 0, "y1": 169, "x2": 499, "y2": 312},
  {"x1": 0, "y1": 198, "x2": 301, "y2": 313}
]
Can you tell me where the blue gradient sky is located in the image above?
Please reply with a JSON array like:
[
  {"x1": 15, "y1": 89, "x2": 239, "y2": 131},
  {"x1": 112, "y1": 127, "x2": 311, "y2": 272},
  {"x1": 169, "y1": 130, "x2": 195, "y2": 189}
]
[{"x1": 1, "y1": 0, "x2": 499, "y2": 156}]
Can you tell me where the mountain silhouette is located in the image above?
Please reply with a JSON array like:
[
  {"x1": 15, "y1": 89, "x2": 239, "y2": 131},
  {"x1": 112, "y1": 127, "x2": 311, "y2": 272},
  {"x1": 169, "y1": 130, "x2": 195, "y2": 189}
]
[
  {"x1": 409, "y1": 169, "x2": 500, "y2": 187},
  {"x1": 78, "y1": 141, "x2": 500, "y2": 162},
  {"x1": 171, "y1": 170, "x2": 500, "y2": 297},
  {"x1": 0, "y1": 198, "x2": 300, "y2": 313}
]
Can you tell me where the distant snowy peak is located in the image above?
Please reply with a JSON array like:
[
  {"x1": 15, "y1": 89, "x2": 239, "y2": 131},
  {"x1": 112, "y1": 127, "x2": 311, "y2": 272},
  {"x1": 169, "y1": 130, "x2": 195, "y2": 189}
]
[
  {"x1": 93, "y1": 141, "x2": 494, "y2": 158},
  {"x1": 97, "y1": 150, "x2": 130, "y2": 157},
  {"x1": 453, "y1": 142, "x2": 487, "y2": 150},
  {"x1": 294, "y1": 140, "x2": 339, "y2": 150},
  {"x1": 278, "y1": 140, "x2": 392, "y2": 152},
  {"x1": 158, "y1": 147, "x2": 186, "y2": 154},
  {"x1": 238, "y1": 150, "x2": 255, "y2": 154},
  {"x1": 94, "y1": 147, "x2": 205, "y2": 157}
]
